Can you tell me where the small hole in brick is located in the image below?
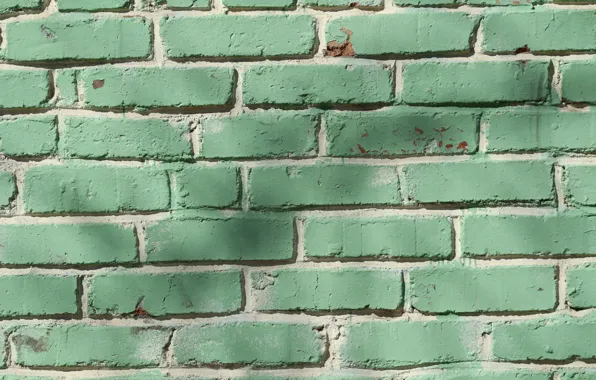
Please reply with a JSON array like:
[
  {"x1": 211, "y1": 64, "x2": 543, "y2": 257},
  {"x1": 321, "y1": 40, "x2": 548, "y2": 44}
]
[{"x1": 92, "y1": 79, "x2": 105, "y2": 89}]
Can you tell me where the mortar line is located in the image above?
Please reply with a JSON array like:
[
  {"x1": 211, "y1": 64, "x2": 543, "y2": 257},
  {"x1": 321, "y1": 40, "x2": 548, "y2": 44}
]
[
  {"x1": 557, "y1": 262, "x2": 568, "y2": 311},
  {"x1": 135, "y1": 222, "x2": 148, "y2": 263},
  {"x1": 317, "y1": 116, "x2": 327, "y2": 157},
  {"x1": 554, "y1": 164, "x2": 566, "y2": 212},
  {"x1": 453, "y1": 216, "x2": 463, "y2": 260},
  {"x1": 240, "y1": 165, "x2": 250, "y2": 212}
]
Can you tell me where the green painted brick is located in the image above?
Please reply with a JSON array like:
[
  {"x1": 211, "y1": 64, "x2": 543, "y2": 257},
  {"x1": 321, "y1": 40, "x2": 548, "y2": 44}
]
[
  {"x1": 0, "y1": 224, "x2": 137, "y2": 265},
  {"x1": 252, "y1": 268, "x2": 403, "y2": 311},
  {"x1": 24, "y1": 165, "x2": 170, "y2": 214},
  {"x1": 61, "y1": 116, "x2": 192, "y2": 160},
  {"x1": 0, "y1": 70, "x2": 50, "y2": 108},
  {"x1": 158, "y1": 0, "x2": 210, "y2": 8},
  {"x1": 238, "y1": 376, "x2": 378, "y2": 380},
  {"x1": 303, "y1": 216, "x2": 452, "y2": 259},
  {"x1": 55, "y1": 69, "x2": 77, "y2": 107},
  {"x1": 302, "y1": 0, "x2": 380, "y2": 7},
  {"x1": 561, "y1": 60, "x2": 596, "y2": 103},
  {"x1": 57, "y1": 0, "x2": 132, "y2": 10},
  {"x1": 172, "y1": 165, "x2": 239, "y2": 209},
  {"x1": 326, "y1": 13, "x2": 477, "y2": 56},
  {"x1": 462, "y1": 214, "x2": 596, "y2": 257},
  {"x1": 403, "y1": 61, "x2": 550, "y2": 104},
  {"x1": 560, "y1": 372, "x2": 596, "y2": 380},
  {"x1": 402, "y1": 160, "x2": 554, "y2": 204},
  {"x1": 222, "y1": 0, "x2": 294, "y2": 7},
  {"x1": 78, "y1": 374, "x2": 168, "y2": 380},
  {"x1": 0, "y1": 172, "x2": 15, "y2": 207},
  {"x1": 410, "y1": 265, "x2": 557, "y2": 313},
  {"x1": 173, "y1": 322, "x2": 325, "y2": 366},
  {"x1": 408, "y1": 370, "x2": 551, "y2": 380},
  {"x1": 482, "y1": 10, "x2": 596, "y2": 54},
  {"x1": 0, "y1": 376, "x2": 59, "y2": 380},
  {"x1": 162, "y1": 15, "x2": 315, "y2": 58},
  {"x1": 11, "y1": 325, "x2": 171, "y2": 367},
  {"x1": 0, "y1": 116, "x2": 56, "y2": 157},
  {"x1": 243, "y1": 63, "x2": 393, "y2": 105},
  {"x1": 76, "y1": 67, "x2": 234, "y2": 108},
  {"x1": 201, "y1": 111, "x2": 318, "y2": 159},
  {"x1": 342, "y1": 320, "x2": 484, "y2": 368},
  {"x1": 89, "y1": 270, "x2": 242, "y2": 316},
  {"x1": 564, "y1": 165, "x2": 596, "y2": 206},
  {"x1": 567, "y1": 264, "x2": 596, "y2": 309},
  {"x1": 249, "y1": 165, "x2": 400, "y2": 209},
  {"x1": 145, "y1": 214, "x2": 294, "y2": 262},
  {"x1": 326, "y1": 107, "x2": 479, "y2": 157},
  {"x1": 0, "y1": 0, "x2": 40, "y2": 13},
  {"x1": 492, "y1": 315, "x2": 596, "y2": 361},
  {"x1": 3, "y1": 15, "x2": 150, "y2": 62},
  {"x1": 0, "y1": 275, "x2": 77, "y2": 317},
  {"x1": 485, "y1": 107, "x2": 596, "y2": 153}
]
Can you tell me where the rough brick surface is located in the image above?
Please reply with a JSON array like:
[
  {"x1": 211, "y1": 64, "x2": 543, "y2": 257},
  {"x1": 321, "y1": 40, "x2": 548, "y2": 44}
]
[
  {"x1": 3, "y1": 15, "x2": 152, "y2": 62},
  {"x1": 88, "y1": 270, "x2": 243, "y2": 316},
  {"x1": 304, "y1": 216, "x2": 452, "y2": 259},
  {"x1": 2, "y1": 1, "x2": 596, "y2": 378},
  {"x1": 252, "y1": 268, "x2": 403, "y2": 311},
  {"x1": 410, "y1": 265, "x2": 557, "y2": 313},
  {"x1": 172, "y1": 322, "x2": 325, "y2": 366},
  {"x1": 161, "y1": 15, "x2": 315, "y2": 58},
  {"x1": 326, "y1": 13, "x2": 478, "y2": 56}
]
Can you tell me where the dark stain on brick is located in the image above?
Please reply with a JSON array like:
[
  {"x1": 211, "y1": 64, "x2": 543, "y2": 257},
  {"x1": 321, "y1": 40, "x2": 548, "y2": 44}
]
[
  {"x1": 40, "y1": 25, "x2": 56, "y2": 40},
  {"x1": 457, "y1": 141, "x2": 469, "y2": 150},
  {"x1": 514, "y1": 45, "x2": 531, "y2": 54},
  {"x1": 92, "y1": 79, "x2": 105, "y2": 89},
  {"x1": 357, "y1": 144, "x2": 367, "y2": 154},
  {"x1": 361, "y1": 130, "x2": 369, "y2": 138},
  {"x1": 414, "y1": 127, "x2": 424, "y2": 135},
  {"x1": 446, "y1": 144, "x2": 454, "y2": 149},
  {"x1": 14, "y1": 335, "x2": 48, "y2": 353},
  {"x1": 326, "y1": 27, "x2": 356, "y2": 57}
]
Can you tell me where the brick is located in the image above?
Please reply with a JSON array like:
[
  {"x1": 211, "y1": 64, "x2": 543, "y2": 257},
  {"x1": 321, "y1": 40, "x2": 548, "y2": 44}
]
[
  {"x1": 79, "y1": 374, "x2": 166, "y2": 380},
  {"x1": 23, "y1": 165, "x2": 170, "y2": 214},
  {"x1": 341, "y1": 320, "x2": 484, "y2": 368},
  {"x1": 57, "y1": 0, "x2": 132, "y2": 10},
  {"x1": 158, "y1": 0, "x2": 210, "y2": 8},
  {"x1": 11, "y1": 325, "x2": 171, "y2": 367},
  {"x1": 249, "y1": 165, "x2": 400, "y2": 209},
  {"x1": 222, "y1": 0, "x2": 295, "y2": 8},
  {"x1": 55, "y1": 69, "x2": 77, "y2": 107},
  {"x1": 3, "y1": 15, "x2": 151, "y2": 62},
  {"x1": 173, "y1": 322, "x2": 325, "y2": 366},
  {"x1": 0, "y1": 224, "x2": 137, "y2": 265},
  {"x1": 161, "y1": 15, "x2": 315, "y2": 58},
  {"x1": 560, "y1": 372, "x2": 596, "y2": 380},
  {"x1": 201, "y1": 111, "x2": 318, "y2": 159},
  {"x1": 492, "y1": 315, "x2": 596, "y2": 361},
  {"x1": 171, "y1": 165, "x2": 239, "y2": 209},
  {"x1": 482, "y1": 9, "x2": 596, "y2": 54},
  {"x1": 61, "y1": 116, "x2": 191, "y2": 160},
  {"x1": 252, "y1": 268, "x2": 403, "y2": 311},
  {"x1": 243, "y1": 63, "x2": 393, "y2": 106},
  {"x1": 561, "y1": 60, "x2": 596, "y2": 103},
  {"x1": 0, "y1": 70, "x2": 50, "y2": 108},
  {"x1": 0, "y1": 376, "x2": 59, "y2": 380},
  {"x1": 75, "y1": 67, "x2": 234, "y2": 108},
  {"x1": 0, "y1": 0, "x2": 40, "y2": 13},
  {"x1": 462, "y1": 214, "x2": 596, "y2": 257},
  {"x1": 402, "y1": 61, "x2": 550, "y2": 104},
  {"x1": 326, "y1": 13, "x2": 477, "y2": 56},
  {"x1": 326, "y1": 107, "x2": 479, "y2": 157},
  {"x1": 564, "y1": 165, "x2": 596, "y2": 206},
  {"x1": 0, "y1": 116, "x2": 56, "y2": 157},
  {"x1": 303, "y1": 0, "x2": 381, "y2": 7},
  {"x1": 409, "y1": 370, "x2": 551, "y2": 380},
  {"x1": 402, "y1": 160, "x2": 553, "y2": 204},
  {"x1": 0, "y1": 275, "x2": 77, "y2": 317},
  {"x1": 0, "y1": 172, "x2": 15, "y2": 207},
  {"x1": 145, "y1": 214, "x2": 294, "y2": 262},
  {"x1": 485, "y1": 107, "x2": 596, "y2": 153},
  {"x1": 303, "y1": 216, "x2": 452, "y2": 259},
  {"x1": 88, "y1": 270, "x2": 242, "y2": 316},
  {"x1": 410, "y1": 265, "x2": 557, "y2": 313},
  {"x1": 567, "y1": 264, "x2": 596, "y2": 309}
]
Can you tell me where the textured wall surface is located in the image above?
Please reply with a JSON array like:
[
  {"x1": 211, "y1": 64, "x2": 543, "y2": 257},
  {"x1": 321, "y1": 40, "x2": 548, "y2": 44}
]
[{"x1": 0, "y1": 0, "x2": 596, "y2": 379}]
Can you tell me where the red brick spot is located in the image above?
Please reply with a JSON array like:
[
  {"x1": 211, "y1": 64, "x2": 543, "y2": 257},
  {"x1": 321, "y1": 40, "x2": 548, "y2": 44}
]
[{"x1": 92, "y1": 79, "x2": 105, "y2": 89}]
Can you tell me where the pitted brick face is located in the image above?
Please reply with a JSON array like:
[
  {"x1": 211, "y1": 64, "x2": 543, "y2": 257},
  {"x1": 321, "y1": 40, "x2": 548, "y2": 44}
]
[{"x1": 0, "y1": 0, "x2": 594, "y2": 379}]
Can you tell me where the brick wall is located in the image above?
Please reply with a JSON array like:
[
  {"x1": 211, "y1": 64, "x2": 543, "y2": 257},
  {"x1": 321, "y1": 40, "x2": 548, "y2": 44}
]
[{"x1": 0, "y1": 0, "x2": 595, "y2": 379}]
